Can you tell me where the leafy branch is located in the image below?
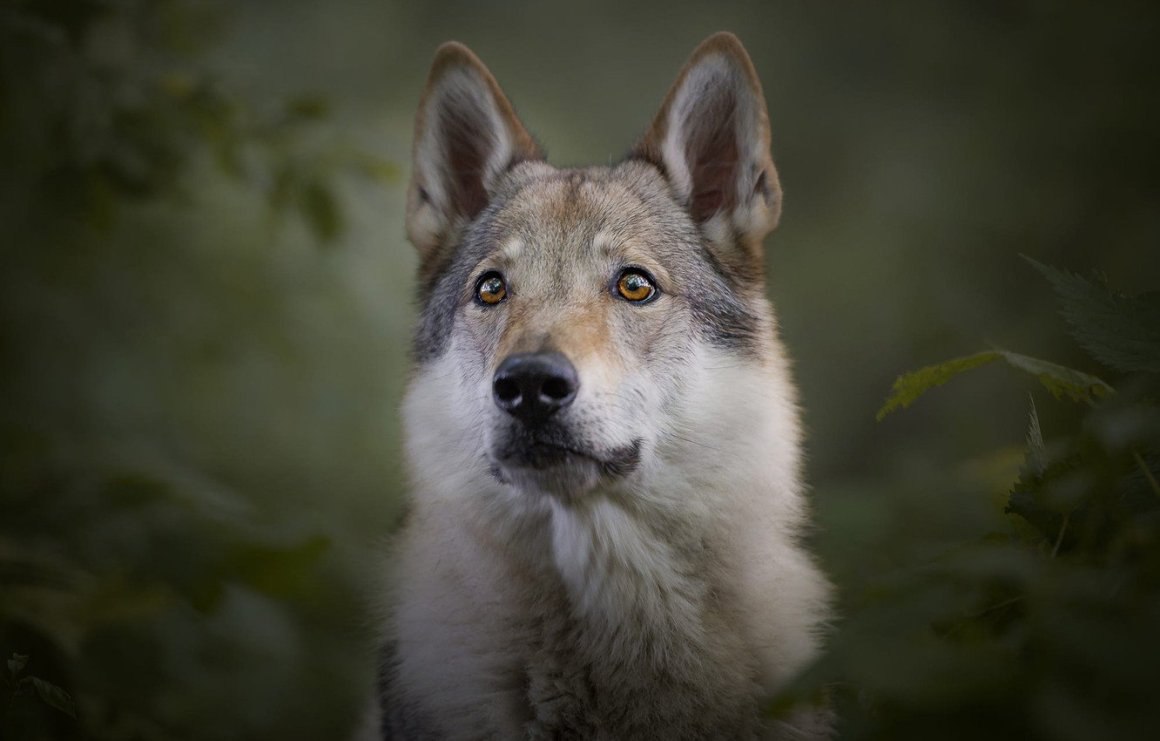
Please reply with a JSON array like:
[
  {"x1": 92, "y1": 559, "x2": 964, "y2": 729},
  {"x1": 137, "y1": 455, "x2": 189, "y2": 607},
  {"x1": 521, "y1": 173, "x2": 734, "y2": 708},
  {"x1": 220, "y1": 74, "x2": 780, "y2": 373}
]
[
  {"x1": 4, "y1": 653, "x2": 76, "y2": 720},
  {"x1": 876, "y1": 349, "x2": 1113, "y2": 421},
  {"x1": 787, "y1": 257, "x2": 1160, "y2": 738}
]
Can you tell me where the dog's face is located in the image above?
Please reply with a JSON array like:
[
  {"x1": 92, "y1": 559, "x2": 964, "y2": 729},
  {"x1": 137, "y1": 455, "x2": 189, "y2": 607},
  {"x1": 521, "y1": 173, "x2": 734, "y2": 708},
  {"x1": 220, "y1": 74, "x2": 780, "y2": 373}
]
[{"x1": 404, "y1": 34, "x2": 783, "y2": 500}]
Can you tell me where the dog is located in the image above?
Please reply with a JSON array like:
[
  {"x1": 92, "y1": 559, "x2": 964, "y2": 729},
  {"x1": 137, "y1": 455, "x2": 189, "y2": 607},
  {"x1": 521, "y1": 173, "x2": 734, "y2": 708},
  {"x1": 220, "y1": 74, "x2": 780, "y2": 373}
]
[{"x1": 370, "y1": 32, "x2": 832, "y2": 740}]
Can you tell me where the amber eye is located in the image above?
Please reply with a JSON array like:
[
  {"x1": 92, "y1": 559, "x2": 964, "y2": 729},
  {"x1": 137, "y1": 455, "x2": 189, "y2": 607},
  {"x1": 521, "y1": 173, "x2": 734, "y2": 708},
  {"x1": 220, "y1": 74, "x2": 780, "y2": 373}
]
[
  {"x1": 475, "y1": 271, "x2": 507, "y2": 305},
  {"x1": 615, "y1": 269, "x2": 657, "y2": 303}
]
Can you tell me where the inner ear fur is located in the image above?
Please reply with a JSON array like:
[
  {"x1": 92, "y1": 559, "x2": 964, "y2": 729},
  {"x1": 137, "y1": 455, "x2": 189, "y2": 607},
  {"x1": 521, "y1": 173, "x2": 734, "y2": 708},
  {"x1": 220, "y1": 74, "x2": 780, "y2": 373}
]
[
  {"x1": 633, "y1": 32, "x2": 782, "y2": 274},
  {"x1": 407, "y1": 42, "x2": 542, "y2": 275}
]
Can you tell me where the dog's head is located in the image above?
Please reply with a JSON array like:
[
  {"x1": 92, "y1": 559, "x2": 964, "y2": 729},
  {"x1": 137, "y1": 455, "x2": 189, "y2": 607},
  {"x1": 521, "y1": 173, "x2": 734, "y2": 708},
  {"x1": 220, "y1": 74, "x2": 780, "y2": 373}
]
[{"x1": 404, "y1": 33, "x2": 785, "y2": 501}]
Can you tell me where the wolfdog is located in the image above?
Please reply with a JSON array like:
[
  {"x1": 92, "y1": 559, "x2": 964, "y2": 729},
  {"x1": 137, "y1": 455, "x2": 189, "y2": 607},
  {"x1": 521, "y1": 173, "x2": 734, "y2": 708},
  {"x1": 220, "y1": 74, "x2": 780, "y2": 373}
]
[{"x1": 371, "y1": 32, "x2": 832, "y2": 740}]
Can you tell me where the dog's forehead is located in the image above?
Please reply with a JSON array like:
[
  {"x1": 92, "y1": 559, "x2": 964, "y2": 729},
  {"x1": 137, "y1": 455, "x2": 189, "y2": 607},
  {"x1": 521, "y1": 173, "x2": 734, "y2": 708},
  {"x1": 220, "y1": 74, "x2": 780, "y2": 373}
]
[
  {"x1": 490, "y1": 164, "x2": 684, "y2": 265},
  {"x1": 503, "y1": 172, "x2": 635, "y2": 244}
]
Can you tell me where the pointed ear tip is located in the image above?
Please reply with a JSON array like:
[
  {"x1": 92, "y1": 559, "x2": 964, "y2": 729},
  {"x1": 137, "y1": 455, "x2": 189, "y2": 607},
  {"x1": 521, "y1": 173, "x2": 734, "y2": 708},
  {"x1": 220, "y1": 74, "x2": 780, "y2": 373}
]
[
  {"x1": 684, "y1": 31, "x2": 763, "y2": 93},
  {"x1": 429, "y1": 41, "x2": 486, "y2": 78},
  {"x1": 692, "y1": 31, "x2": 751, "y2": 60},
  {"x1": 433, "y1": 40, "x2": 474, "y2": 59}
]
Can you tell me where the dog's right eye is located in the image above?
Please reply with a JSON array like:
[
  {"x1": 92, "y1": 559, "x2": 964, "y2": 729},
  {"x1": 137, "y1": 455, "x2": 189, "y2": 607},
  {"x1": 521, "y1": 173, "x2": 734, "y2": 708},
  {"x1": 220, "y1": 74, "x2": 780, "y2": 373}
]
[
  {"x1": 615, "y1": 268, "x2": 658, "y2": 303},
  {"x1": 475, "y1": 272, "x2": 507, "y2": 305}
]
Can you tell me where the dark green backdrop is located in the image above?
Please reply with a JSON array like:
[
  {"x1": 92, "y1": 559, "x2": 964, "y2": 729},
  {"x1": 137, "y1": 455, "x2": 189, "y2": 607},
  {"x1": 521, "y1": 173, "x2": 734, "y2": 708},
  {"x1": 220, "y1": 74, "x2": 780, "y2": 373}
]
[{"x1": 2, "y1": 1, "x2": 1157, "y2": 739}]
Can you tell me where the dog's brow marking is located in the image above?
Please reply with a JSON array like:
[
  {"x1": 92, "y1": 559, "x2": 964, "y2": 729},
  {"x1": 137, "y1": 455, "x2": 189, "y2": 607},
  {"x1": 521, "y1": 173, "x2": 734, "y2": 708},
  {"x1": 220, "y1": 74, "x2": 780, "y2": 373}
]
[
  {"x1": 499, "y1": 238, "x2": 524, "y2": 261},
  {"x1": 593, "y1": 230, "x2": 617, "y2": 258}
]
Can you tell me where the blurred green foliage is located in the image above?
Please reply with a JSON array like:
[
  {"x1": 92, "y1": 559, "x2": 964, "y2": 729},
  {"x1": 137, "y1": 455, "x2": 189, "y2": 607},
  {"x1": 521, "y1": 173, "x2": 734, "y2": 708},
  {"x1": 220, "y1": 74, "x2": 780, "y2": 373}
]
[
  {"x1": 1, "y1": 0, "x2": 1157, "y2": 739},
  {"x1": 0, "y1": 0, "x2": 395, "y2": 241},
  {"x1": 1, "y1": 1, "x2": 396, "y2": 739},
  {"x1": 781, "y1": 265, "x2": 1160, "y2": 740}
]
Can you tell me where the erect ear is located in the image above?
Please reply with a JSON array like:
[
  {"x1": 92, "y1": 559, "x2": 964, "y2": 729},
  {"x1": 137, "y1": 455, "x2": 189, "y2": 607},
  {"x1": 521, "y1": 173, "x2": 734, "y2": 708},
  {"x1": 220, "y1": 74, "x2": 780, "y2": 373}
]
[
  {"x1": 633, "y1": 32, "x2": 781, "y2": 273},
  {"x1": 407, "y1": 42, "x2": 542, "y2": 271}
]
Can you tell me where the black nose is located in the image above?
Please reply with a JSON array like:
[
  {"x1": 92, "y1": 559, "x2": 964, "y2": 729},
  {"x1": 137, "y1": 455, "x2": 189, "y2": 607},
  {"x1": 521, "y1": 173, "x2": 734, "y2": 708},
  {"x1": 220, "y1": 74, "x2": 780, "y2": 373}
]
[{"x1": 493, "y1": 352, "x2": 579, "y2": 424}]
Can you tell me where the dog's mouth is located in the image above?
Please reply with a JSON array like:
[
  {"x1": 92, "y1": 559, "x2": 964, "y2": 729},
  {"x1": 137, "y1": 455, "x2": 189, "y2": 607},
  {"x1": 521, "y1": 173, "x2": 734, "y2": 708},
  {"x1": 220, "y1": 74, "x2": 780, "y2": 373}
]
[{"x1": 490, "y1": 435, "x2": 642, "y2": 482}]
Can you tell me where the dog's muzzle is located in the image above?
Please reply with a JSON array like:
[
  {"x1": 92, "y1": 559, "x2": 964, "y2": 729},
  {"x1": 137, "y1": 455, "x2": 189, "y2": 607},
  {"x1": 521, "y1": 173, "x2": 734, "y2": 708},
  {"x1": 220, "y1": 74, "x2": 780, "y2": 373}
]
[{"x1": 490, "y1": 352, "x2": 642, "y2": 487}]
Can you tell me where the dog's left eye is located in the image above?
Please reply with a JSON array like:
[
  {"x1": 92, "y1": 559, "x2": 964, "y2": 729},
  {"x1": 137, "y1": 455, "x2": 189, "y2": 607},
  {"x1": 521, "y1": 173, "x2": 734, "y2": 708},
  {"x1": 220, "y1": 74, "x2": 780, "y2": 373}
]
[
  {"x1": 615, "y1": 269, "x2": 657, "y2": 303},
  {"x1": 476, "y1": 271, "x2": 507, "y2": 305}
]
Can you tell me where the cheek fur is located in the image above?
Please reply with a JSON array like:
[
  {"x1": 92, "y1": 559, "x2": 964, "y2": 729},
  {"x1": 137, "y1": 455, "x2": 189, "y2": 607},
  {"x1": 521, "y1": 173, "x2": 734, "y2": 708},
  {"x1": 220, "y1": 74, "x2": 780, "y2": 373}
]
[
  {"x1": 617, "y1": 296, "x2": 692, "y2": 365},
  {"x1": 582, "y1": 303, "x2": 696, "y2": 432},
  {"x1": 461, "y1": 305, "x2": 512, "y2": 376}
]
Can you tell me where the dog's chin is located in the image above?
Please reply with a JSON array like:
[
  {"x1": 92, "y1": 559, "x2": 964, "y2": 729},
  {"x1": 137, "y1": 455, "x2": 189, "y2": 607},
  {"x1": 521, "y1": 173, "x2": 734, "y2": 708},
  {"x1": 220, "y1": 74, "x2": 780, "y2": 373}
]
[{"x1": 489, "y1": 437, "x2": 642, "y2": 499}]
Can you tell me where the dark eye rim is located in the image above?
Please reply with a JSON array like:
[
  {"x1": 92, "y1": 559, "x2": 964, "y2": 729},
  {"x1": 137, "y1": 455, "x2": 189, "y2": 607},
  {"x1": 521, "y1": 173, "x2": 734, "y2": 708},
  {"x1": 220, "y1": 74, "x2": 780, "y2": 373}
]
[
  {"x1": 613, "y1": 266, "x2": 660, "y2": 304},
  {"x1": 474, "y1": 270, "x2": 508, "y2": 306}
]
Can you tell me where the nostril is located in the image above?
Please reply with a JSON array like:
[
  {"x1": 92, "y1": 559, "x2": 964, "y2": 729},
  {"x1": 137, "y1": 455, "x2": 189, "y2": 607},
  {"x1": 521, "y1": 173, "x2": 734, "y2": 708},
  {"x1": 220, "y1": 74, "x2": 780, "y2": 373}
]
[
  {"x1": 541, "y1": 377, "x2": 572, "y2": 402},
  {"x1": 494, "y1": 377, "x2": 521, "y2": 404}
]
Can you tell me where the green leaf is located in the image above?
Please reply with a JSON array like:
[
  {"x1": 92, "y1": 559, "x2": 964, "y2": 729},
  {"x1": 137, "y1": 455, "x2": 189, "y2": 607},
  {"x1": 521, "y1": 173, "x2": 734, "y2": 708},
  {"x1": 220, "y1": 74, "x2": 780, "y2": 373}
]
[
  {"x1": 1025, "y1": 256, "x2": 1160, "y2": 374},
  {"x1": 1007, "y1": 456, "x2": 1084, "y2": 548},
  {"x1": 285, "y1": 95, "x2": 329, "y2": 121},
  {"x1": 876, "y1": 351, "x2": 999, "y2": 420},
  {"x1": 1026, "y1": 395, "x2": 1046, "y2": 477},
  {"x1": 8, "y1": 652, "x2": 28, "y2": 677},
  {"x1": 877, "y1": 350, "x2": 1113, "y2": 421},
  {"x1": 1135, "y1": 451, "x2": 1160, "y2": 501},
  {"x1": 227, "y1": 535, "x2": 330, "y2": 598},
  {"x1": 29, "y1": 676, "x2": 77, "y2": 718},
  {"x1": 998, "y1": 350, "x2": 1114, "y2": 403},
  {"x1": 355, "y1": 155, "x2": 402, "y2": 184},
  {"x1": 300, "y1": 180, "x2": 342, "y2": 242}
]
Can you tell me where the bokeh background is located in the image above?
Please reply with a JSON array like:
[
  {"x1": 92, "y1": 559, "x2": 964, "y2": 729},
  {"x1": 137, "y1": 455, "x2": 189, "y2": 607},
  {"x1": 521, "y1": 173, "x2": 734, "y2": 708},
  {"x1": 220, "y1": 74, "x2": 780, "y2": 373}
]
[{"x1": 2, "y1": 1, "x2": 1158, "y2": 739}]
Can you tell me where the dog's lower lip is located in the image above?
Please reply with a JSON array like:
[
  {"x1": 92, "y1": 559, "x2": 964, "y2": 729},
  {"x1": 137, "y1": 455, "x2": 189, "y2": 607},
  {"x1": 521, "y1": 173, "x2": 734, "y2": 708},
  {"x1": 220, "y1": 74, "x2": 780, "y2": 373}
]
[
  {"x1": 498, "y1": 438, "x2": 642, "y2": 476},
  {"x1": 598, "y1": 438, "x2": 643, "y2": 477}
]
